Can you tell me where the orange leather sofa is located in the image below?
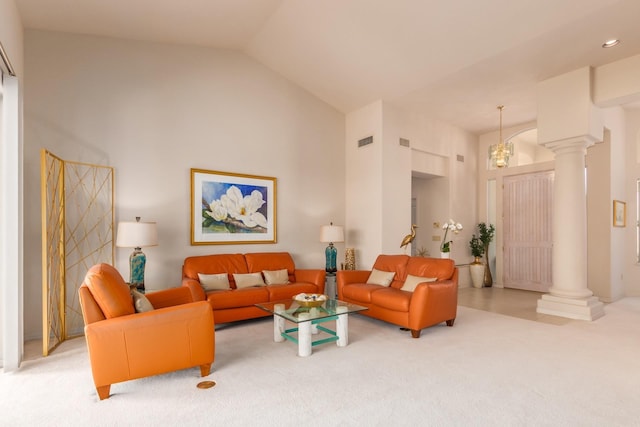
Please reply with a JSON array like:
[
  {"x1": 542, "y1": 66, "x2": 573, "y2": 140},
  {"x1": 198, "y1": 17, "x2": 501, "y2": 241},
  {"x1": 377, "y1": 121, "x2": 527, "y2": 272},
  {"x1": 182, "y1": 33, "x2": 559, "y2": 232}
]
[
  {"x1": 337, "y1": 255, "x2": 458, "y2": 338},
  {"x1": 79, "y1": 263, "x2": 215, "y2": 400},
  {"x1": 182, "y1": 252, "x2": 325, "y2": 324}
]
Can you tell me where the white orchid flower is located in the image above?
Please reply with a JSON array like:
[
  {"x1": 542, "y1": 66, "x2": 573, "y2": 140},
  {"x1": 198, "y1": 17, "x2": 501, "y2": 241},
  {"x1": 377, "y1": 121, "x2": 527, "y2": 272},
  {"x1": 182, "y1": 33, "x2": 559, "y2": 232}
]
[{"x1": 441, "y1": 219, "x2": 463, "y2": 251}]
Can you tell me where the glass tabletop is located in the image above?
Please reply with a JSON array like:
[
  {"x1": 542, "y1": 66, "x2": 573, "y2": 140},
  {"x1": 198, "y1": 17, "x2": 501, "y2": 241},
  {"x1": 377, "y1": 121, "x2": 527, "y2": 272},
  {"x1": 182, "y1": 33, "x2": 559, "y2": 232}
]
[{"x1": 255, "y1": 298, "x2": 367, "y2": 323}]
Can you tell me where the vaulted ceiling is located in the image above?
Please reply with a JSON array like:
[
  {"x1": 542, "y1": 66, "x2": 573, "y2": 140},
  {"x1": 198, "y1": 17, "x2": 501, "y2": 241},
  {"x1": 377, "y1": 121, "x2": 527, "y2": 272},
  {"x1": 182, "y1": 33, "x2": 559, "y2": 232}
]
[{"x1": 15, "y1": 0, "x2": 640, "y2": 134}]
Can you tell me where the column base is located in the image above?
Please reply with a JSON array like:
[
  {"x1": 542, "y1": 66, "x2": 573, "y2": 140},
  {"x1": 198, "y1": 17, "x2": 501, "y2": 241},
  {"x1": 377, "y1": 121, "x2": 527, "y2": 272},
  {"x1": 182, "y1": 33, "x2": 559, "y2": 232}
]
[{"x1": 536, "y1": 294, "x2": 605, "y2": 321}]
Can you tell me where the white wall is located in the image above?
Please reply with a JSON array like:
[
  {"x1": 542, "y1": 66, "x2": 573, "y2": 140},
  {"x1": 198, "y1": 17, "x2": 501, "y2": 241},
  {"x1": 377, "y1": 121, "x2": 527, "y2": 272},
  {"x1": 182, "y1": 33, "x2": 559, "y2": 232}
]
[
  {"x1": 594, "y1": 54, "x2": 640, "y2": 107},
  {"x1": 593, "y1": 55, "x2": 640, "y2": 299},
  {"x1": 23, "y1": 30, "x2": 345, "y2": 340},
  {"x1": 346, "y1": 101, "x2": 477, "y2": 270},
  {"x1": 381, "y1": 103, "x2": 412, "y2": 255},
  {"x1": 601, "y1": 107, "x2": 626, "y2": 302},
  {"x1": 586, "y1": 130, "x2": 612, "y2": 300},
  {"x1": 625, "y1": 108, "x2": 640, "y2": 296},
  {"x1": 511, "y1": 134, "x2": 554, "y2": 166},
  {"x1": 0, "y1": 0, "x2": 24, "y2": 369},
  {"x1": 406, "y1": 112, "x2": 478, "y2": 264},
  {"x1": 345, "y1": 101, "x2": 384, "y2": 269},
  {"x1": 0, "y1": 0, "x2": 23, "y2": 75}
]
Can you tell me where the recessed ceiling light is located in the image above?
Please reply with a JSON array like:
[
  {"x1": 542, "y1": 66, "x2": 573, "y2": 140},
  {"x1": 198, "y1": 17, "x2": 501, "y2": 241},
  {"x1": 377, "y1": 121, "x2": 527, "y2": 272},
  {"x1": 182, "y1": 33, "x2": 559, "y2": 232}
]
[{"x1": 602, "y1": 39, "x2": 620, "y2": 48}]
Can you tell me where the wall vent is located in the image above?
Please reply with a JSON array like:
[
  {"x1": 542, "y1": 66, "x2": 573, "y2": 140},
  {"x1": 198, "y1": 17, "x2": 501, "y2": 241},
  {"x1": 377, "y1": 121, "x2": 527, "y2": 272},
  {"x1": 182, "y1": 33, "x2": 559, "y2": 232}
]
[
  {"x1": 457, "y1": 154, "x2": 464, "y2": 162},
  {"x1": 399, "y1": 138, "x2": 410, "y2": 147},
  {"x1": 358, "y1": 136, "x2": 373, "y2": 147}
]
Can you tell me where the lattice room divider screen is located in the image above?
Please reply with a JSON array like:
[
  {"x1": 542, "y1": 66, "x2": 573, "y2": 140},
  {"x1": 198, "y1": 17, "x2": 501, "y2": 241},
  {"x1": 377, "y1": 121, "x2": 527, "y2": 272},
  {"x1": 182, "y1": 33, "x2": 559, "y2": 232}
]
[{"x1": 40, "y1": 149, "x2": 114, "y2": 356}]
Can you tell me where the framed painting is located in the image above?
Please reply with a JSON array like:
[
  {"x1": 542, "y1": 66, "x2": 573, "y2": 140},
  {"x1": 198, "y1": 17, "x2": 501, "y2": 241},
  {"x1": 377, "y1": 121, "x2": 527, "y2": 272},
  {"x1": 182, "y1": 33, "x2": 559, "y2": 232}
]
[
  {"x1": 613, "y1": 200, "x2": 626, "y2": 227},
  {"x1": 191, "y1": 169, "x2": 277, "y2": 244}
]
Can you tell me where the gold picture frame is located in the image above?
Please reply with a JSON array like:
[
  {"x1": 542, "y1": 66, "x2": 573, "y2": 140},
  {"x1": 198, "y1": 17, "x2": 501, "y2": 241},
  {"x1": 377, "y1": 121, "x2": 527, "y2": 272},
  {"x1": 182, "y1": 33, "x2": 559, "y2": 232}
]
[
  {"x1": 613, "y1": 200, "x2": 626, "y2": 227},
  {"x1": 191, "y1": 168, "x2": 277, "y2": 245}
]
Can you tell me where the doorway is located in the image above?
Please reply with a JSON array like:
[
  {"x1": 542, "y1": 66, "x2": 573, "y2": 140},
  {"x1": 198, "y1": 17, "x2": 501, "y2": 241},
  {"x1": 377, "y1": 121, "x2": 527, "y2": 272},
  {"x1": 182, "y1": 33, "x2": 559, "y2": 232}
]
[
  {"x1": 411, "y1": 175, "x2": 449, "y2": 258},
  {"x1": 502, "y1": 170, "x2": 554, "y2": 292}
]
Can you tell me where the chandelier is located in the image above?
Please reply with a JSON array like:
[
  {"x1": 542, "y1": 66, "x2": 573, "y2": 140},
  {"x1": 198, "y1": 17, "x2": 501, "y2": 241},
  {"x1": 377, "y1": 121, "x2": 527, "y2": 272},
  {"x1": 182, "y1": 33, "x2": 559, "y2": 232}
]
[{"x1": 488, "y1": 105, "x2": 513, "y2": 168}]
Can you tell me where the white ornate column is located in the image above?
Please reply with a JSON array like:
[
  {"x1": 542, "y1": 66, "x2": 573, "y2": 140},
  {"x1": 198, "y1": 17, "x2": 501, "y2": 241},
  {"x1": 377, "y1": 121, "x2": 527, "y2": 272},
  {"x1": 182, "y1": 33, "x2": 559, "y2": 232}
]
[
  {"x1": 536, "y1": 137, "x2": 604, "y2": 320},
  {"x1": 535, "y1": 67, "x2": 605, "y2": 321}
]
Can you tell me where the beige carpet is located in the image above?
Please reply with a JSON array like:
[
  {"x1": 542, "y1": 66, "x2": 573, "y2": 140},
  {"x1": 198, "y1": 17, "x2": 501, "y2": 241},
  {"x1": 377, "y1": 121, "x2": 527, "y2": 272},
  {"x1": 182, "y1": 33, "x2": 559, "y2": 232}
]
[{"x1": 2, "y1": 298, "x2": 640, "y2": 426}]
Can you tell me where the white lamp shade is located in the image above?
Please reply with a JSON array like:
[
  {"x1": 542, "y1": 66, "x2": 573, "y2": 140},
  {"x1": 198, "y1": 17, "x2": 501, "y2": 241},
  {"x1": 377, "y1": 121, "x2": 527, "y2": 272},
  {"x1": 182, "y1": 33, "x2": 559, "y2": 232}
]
[
  {"x1": 116, "y1": 221, "x2": 158, "y2": 248},
  {"x1": 320, "y1": 224, "x2": 344, "y2": 243}
]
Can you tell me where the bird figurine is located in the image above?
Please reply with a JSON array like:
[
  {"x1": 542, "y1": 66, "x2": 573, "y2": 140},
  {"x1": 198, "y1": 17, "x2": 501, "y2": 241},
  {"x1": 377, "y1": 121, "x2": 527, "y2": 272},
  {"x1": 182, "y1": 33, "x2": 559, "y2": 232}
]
[{"x1": 400, "y1": 224, "x2": 418, "y2": 252}]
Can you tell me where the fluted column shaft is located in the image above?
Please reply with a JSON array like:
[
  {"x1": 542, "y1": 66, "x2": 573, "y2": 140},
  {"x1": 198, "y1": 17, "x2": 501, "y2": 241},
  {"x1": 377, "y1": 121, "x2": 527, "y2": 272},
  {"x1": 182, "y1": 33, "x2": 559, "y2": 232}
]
[
  {"x1": 536, "y1": 136, "x2": 604, "y2": 320},
  {"x1": 547, "y1": 138, "x2": 593, "y2": 299}
]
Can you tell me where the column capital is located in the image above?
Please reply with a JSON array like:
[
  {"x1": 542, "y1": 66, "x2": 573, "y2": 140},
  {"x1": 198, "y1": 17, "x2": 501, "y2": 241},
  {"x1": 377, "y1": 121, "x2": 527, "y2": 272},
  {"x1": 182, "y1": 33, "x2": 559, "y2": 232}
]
[{"x1": 541, "y1": 134, "x2": 600, "y2": 154}]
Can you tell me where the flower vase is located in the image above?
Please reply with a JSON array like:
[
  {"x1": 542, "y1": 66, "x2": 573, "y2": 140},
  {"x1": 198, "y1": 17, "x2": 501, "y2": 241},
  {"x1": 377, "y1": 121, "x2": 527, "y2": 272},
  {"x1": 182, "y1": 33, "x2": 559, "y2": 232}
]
[
  {"x1": 345, "y1": 248, "x2": 356, "y2": 270},
  {"x1": 440, "y1": 251, "x2": 450, "y2": 259},
  {"x1": 483, "y1": 251, "x2": 493, "y2": 287},
  {"x1": 469, "y1": 257, "x2": 484, "y2": 288}
]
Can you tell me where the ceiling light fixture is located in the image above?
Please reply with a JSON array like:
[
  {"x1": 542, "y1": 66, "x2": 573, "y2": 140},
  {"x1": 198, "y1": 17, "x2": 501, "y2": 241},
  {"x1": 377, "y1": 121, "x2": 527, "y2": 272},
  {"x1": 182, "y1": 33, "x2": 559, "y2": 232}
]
[
  {"x1": 488, "y1": 105, "x2": 513, "y2": 168},
  {"x1": 602, "y1": 39, "x2": 620, "y2": 48}
]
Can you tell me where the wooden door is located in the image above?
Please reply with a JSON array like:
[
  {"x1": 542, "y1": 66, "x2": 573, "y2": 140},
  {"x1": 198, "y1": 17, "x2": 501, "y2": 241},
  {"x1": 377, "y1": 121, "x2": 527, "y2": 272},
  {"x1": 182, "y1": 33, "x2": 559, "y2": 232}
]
[{"x1": 503, "y1": 171, "x2": 553, "y2": 292}]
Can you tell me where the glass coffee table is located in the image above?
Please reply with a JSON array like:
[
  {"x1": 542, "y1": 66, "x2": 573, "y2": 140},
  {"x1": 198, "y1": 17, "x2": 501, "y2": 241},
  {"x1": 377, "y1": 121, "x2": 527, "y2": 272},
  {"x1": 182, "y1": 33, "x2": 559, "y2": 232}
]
[{"x1": 255, "y1": 298, "x2": 367, "y2": 357}]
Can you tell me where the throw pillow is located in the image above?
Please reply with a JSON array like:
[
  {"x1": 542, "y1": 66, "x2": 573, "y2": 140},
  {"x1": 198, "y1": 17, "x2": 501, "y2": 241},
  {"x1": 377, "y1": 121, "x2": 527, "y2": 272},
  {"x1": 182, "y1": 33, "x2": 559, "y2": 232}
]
[
  {"x1": 263, "y1": 269, "x2": 290, "y2": 285},
  {"x1": 131, "y1": 289, "x2": 154, "y2": 313},
  {"x1": 233, "y1": 272, "x2": 266, "y2": 289},
  {"x1": 400, "y1": 274, "x2": 437, "y2": 292},
  {"x1": 366, "y1": 269, "x2": 396, "y2": 287},
  {"x1": 198, "y1": 272, "x2": 231, "y2": 291}
]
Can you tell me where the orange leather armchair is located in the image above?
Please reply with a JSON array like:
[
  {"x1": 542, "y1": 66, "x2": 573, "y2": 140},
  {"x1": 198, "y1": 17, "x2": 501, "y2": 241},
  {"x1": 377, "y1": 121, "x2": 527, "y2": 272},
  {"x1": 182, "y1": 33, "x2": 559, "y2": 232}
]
[{"x1": 79, "y1": 263, "x2": 215, "y2": 400}]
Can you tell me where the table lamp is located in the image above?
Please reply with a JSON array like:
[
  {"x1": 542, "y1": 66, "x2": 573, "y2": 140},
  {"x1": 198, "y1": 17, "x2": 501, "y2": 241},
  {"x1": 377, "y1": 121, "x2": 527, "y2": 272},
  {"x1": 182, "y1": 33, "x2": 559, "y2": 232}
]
[
  {"x1": 320, "y1": 222, "x2": 344, "y2": 273},
  {"x1": 116, "y1": 217, "x2": 158, "y2": 291}
]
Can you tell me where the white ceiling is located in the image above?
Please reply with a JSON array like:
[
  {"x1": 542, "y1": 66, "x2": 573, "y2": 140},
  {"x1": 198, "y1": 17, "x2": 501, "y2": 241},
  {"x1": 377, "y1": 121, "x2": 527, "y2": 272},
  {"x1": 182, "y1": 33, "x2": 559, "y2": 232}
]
[{"x1": 14, "y1": 0, "x2": 640, "y2": 134}]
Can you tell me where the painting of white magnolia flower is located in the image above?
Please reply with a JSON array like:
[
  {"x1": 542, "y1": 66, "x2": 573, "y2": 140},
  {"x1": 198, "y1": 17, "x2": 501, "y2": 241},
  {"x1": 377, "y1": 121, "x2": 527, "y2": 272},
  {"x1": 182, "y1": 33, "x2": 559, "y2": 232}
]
[
  {"x1": 203, "y1": 185, "x2": 268, "y2": 230},
  {"x1": 191, "y1": 169, "x2": 277, "y2": 244}
]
